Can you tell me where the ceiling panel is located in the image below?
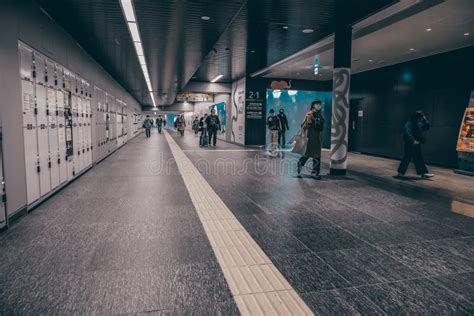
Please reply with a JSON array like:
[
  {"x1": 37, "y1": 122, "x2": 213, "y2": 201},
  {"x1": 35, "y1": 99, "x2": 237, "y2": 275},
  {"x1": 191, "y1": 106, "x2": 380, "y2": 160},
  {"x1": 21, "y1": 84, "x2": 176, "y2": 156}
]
[{"x1": 260, "y1": 0, "x2": 474, "y2": 81}]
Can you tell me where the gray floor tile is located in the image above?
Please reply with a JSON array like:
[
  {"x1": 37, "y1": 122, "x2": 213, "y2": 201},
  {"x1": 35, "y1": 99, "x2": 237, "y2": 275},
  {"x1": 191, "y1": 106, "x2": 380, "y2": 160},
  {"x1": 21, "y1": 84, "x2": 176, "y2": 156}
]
[
  {"x1": 343, "y1": 222, "x2": 421, "y2": 245},
  {"x1": 432, "y1": 272, "x2": 474, "y2": 304},
  {"x1": 357, "y1": 278, "x2": 474, "y2": 315},
  {"x1": 379, "y1": 241, "x2": 474, "y2": 276},
  {"x1": 292, "y1": 226, "x2": 366, "y2": 252},
  {"x1": 317, "y1": 246, "x2": 424, "y2": 286},
  {"x1": 271, "y1": 253, "x2": 351, "y2": 293},
  {"x1": 301, "y1": 288, "x2": 385, "y2": 315},
  {"x1": 311, "y1": 206, "x2": 382, "y2": 226}
]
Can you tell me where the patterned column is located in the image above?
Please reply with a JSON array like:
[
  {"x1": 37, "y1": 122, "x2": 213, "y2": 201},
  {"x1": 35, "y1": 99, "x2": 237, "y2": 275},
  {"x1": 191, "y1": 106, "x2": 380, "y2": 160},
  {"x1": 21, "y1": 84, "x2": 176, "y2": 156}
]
[{"x1": 330, "y1": 68, "x2": 351, "y2": 175}]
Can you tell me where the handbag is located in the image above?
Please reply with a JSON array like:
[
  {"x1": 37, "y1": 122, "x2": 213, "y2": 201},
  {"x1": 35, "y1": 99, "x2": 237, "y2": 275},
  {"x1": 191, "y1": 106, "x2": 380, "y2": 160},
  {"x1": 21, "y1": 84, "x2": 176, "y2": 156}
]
[{"x1": 291, "y1": 129, "x2": 308, "y2": 155}]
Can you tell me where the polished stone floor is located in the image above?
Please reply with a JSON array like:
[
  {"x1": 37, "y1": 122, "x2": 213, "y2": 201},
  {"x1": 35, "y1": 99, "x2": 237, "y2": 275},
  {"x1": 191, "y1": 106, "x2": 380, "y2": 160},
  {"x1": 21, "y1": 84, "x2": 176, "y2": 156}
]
[{"x1": 0, "y1": 128, "x2": 473, "y2": 315}]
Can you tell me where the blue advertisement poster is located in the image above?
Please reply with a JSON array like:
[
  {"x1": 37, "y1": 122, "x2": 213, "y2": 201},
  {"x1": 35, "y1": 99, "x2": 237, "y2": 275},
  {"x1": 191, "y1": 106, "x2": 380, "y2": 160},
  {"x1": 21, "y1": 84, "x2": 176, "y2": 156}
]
[
  {"x1": 165, "y1": 114, "x2": 176, "y2": 130},
  {"x1": 266, "y1": 89, "x2": 332, "y2": 148},
  {"x1": 209, "y1": 101, "x2": 227, "y2": 139}
]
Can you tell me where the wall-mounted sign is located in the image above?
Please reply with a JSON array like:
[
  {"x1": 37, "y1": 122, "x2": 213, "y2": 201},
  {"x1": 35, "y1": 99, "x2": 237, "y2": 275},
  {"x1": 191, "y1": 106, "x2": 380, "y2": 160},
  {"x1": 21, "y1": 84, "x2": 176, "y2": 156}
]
[
  {"x1": 314, "y1": 55, "x2": 319, "y2": 76},
  {"x1": 246, "y1": 90, "x2": 264, "y2": 119},
  {"x1": 176, "y1": 92, "x2": 213, "y2": 102}
]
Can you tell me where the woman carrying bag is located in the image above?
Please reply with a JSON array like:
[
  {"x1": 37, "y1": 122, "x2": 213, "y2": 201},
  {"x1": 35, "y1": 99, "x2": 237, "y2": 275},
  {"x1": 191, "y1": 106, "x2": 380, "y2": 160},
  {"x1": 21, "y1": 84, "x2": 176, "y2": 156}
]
[{"x1": 294, "y1": 100, "x2": 324, "y2": 179}]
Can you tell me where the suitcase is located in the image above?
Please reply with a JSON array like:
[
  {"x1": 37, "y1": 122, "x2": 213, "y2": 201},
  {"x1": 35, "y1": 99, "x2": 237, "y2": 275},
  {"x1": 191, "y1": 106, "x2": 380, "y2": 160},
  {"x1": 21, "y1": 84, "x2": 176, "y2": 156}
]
[{"x1": 200, "y1": 130, "x2": 208, "y2": 147}]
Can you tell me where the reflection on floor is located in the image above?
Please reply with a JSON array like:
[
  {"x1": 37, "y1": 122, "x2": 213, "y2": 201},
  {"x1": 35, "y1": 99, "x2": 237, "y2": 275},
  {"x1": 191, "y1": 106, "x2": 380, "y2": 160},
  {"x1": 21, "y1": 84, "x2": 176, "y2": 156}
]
[{"x1": 0, "y1": 128, "x2": 473, "y2": 315}]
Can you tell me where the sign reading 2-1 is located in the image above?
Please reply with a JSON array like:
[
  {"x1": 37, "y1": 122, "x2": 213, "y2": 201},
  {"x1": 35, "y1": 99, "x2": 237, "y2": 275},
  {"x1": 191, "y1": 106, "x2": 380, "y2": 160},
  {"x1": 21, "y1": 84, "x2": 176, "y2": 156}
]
[{"x1": 247, "y1": 91, "x2": 260, "y2": 100}]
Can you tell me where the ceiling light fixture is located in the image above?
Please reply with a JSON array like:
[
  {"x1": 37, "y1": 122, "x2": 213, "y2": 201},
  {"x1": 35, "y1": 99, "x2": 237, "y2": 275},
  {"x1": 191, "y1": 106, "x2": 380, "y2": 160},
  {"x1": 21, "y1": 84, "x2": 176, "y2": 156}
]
[
  {"x1": 210, "y1": 74, "x2": 223, "y2": 83},
  {"x1": 369, "y1": 59, "x2": 373, "y2": 62},
  {"x1": 282, "y1": 25, "x2": 289, "y2": 30},
  {"x1": 410, "y1": 48, "x2": 415, "y2": 51},
  {"x1": 302, "y1": 28, "x2": 314, "y2": 34},
  {"x1": 201, "y1": 16, "x2": 210, "y2": 21},
  {"x1": 121, "y1": 0, "x2": 136, "y2": 22},
  {"x1": 464, "y1": 32, "x2": 470, "y2": 36},
  {"x1": 134, "y1": 42, "x2": 144, "y2": 55},
  {"x1": 426, "y1": 28, "x2": 432, "y2": 32},
  {"x1": 119, "y1": 0, "x2": 156, "y2": 107}
]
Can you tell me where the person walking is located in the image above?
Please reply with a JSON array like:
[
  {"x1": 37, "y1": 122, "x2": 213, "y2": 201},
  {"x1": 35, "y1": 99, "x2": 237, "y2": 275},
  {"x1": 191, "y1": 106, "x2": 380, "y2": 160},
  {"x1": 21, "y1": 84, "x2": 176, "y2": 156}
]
[
  {"x1": 205, "y1": 109, "x2": 221, "y2": 147},
  {"x1": 192, "y1": 116, "x2": 200, "y2": 136},
  {"x1": 176, "y1": 114, "x2": 186, "y2": 136},
  {"x1": 143, "y1": 115, "x2": 153, "y2": 138},
  {"x1": 397, "y1": 111, "x2": 434, "y2": 179},
  {"x1": 277, "y1": 108, "x2": 289, "y2": 148},
  {"x1": 297, "y1": 100, "x2": 324, "y2": 179},
  {"x1": 156, "y1": 115, "x2": 163, "y2": 134},
  {"x1": 266, "y1": 109, "x2": 280, "y2": 156},
  {"x1": 199, "y1": 114, "x2": 209, "y2": 147}
]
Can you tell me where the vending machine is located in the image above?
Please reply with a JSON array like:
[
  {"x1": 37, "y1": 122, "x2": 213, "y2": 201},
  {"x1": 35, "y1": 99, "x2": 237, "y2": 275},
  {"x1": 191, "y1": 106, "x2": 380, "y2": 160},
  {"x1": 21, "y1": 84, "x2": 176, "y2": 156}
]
[{"x1": 456, "y1": 91, "x2": 474, "y2": 175}]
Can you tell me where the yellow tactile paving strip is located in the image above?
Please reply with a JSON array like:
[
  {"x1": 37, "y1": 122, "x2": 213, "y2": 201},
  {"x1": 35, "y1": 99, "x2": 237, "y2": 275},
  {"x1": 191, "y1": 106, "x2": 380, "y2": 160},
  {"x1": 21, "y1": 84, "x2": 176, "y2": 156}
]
[{"x1": 165, "y1": 132, "x2": 314, "y2": 316}]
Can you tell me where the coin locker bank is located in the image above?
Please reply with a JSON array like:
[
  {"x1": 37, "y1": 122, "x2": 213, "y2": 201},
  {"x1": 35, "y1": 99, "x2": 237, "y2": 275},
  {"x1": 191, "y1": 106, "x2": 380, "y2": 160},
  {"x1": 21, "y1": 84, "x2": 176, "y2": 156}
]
[{"x1": 18, "y1": 42, "x2": 138, "y2": 209}]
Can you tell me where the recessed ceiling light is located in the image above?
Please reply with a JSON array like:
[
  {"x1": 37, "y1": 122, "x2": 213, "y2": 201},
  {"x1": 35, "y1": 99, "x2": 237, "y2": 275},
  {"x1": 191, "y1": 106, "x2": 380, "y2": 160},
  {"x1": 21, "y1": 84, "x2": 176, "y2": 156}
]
[
  {"x1": 282, "y1": 25, "x2": 289, "y2": 30},
  {"x1": 369, "y1": 59, "x2": 373, "y2": 62},
  {"x1": 410, "y1": 48, "x2": 415, "y2": 51},
  {"x1": 426, "y1": 28, "x2": 432, "y2": 32},
  {"x1": 302, "y1": 28, "x2": 314, "y2": 34},
  {"x1": 201, "y1": 16, "x2": 210, "y2": 21},
  {"x1": 464, "y1": 32, "x2": 470, "y2": 36},
  {"x1": 250, "y1": 50, "x2": 255, "y2": 53}
]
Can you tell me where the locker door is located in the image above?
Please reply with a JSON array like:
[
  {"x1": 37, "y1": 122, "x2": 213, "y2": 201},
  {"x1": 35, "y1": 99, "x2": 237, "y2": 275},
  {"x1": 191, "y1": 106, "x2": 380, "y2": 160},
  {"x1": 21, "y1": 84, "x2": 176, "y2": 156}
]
[
  {"x1": 19, "y1": 44, "x2": 33, "y2": 81},
  {"x1": 33, "y1": 52, "x2": 46, "y2": 87},
  {"x1": 77, "y1": 97, "x2": 84, "y2": 171},
  {"x1": 36, "y1": 84, "x2": 51, "y2": 196},
  {"x1": 57, "y1": 90, "x2": 67, "y2": 184},
  {"x1": 45, "y1": 59, "x2": 55, "y2": 89},
  {"x1": 63, "y1": 69, "x2": 70, "y2": 91},
  {"x1": 55, "y1": 64, "x2": 63, "y2": 90},
  {"x1": 86, "y1": 97, "x2": 92, "y2": 166},
  {"x1": 21, "y1": 80, "x2": 40, "y2": 204},
  {"x1": 71, "y1": 93, "x2": 79, "y2": 176},
  {"x1": 47, "y1": 87, "x2": 59, "y2": 189},
  {"x1": 64, "y1": 93, "x2": 74, "y2": 181}
]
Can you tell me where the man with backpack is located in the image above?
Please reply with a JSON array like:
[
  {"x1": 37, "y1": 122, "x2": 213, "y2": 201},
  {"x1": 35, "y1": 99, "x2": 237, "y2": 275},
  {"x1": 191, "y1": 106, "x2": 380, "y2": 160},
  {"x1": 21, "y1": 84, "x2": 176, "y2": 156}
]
[
  {"x1": 143, "y1": 115, "x2": 153, "y2": 138},
  {"x1": 205, "y1": 109, "x2": 221, "y2": 147},
  {"x1": 156, "y1": 115, "x2": 163, "y2": 134}
]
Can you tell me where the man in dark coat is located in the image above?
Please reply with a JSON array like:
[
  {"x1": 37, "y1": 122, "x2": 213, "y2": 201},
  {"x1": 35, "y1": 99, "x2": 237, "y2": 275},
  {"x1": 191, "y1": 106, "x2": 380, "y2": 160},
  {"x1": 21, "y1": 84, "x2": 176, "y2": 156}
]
[
  {"x1": 297, "y1": 100, "x2": 324, "y2": 178},
  {"x1": 205, "y1": 109, "x2": 221, "y2": 146},
  {"x1": 397, "y1": 111, "x2": 434, "y2": 178},
  {"x1": 277, "y1": 109, "x2": 289, "y2": 148}
]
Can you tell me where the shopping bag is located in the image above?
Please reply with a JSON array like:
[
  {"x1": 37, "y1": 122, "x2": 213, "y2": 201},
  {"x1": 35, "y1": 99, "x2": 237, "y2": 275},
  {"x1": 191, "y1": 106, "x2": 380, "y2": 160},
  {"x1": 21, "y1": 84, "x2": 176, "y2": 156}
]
[{"x1": 291, "y1": 130, "x2": 308, "y2": 155}]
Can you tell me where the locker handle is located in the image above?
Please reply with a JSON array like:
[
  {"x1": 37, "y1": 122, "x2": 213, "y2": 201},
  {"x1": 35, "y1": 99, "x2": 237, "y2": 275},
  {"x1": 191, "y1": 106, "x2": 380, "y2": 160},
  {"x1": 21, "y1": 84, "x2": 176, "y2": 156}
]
[
  {"x1": 58, "y1": 158, "x2": 61, "y2": 164},
  {"x1": 37, "y1": 166, "x2": 41, "y2": 173},
  {"x1": 55, "y1": 79, "x2": 58, "y2": 86},
  {"x1": 46, "y1": 109, "x2": 49, "y2": 116},
  {"x1": 34, "y1": 108, "x2": 38, "y2": 115},
  {"x1": 48, "y1": 161, "x2": 52, "y2": 168},
  {"x1": 2, "y1": 194, "x2": 6, "y2": 204},
  {"x1": 45, "y1": 75, "x2": 48, "y2": 82}
]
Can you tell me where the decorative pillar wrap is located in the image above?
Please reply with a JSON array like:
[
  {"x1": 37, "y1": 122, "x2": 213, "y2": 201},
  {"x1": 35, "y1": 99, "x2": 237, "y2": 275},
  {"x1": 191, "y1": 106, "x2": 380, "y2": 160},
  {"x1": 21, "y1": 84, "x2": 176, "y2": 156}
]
[{"x1": 330, "y1": 67, "x2": 351, "y2": 174}]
